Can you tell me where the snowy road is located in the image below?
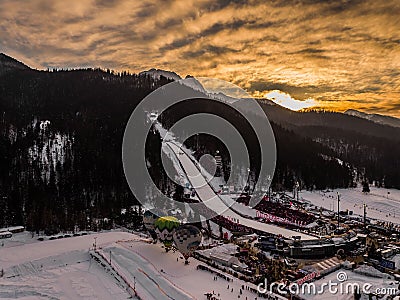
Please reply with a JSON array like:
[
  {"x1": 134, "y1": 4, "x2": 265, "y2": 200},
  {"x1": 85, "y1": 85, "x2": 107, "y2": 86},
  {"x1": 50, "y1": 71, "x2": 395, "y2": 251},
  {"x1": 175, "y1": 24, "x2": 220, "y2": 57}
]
[{"x1": 166, "y1": 142, "x2": 317, "y2": 240}]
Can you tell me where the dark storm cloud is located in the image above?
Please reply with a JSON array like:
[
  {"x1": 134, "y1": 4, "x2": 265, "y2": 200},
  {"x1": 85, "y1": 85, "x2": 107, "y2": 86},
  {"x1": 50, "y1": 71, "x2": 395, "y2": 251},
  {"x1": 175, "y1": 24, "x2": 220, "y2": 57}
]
[
  {"x1": 160, "y1": 19, "x2": 251, "y2": 52},
  {"x1": 248, "y1": 81, "x2": 334, "y2": 99},
  {"x1": 294, "y1": 48, "x2": 326, "y2": 54},
  {"x1": 95, "y1": 0, "x2": 123, "y2": 8},
  {"x1": 182, "y1": 45, "x2": 240, "y2": 59}
]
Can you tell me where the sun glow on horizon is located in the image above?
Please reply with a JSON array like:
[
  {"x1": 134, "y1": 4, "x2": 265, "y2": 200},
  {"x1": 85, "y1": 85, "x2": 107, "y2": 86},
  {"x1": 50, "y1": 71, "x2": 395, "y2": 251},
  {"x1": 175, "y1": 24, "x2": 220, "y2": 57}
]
[{"x1": 263, "y1": 90, "x2": 318, "y2": 111}]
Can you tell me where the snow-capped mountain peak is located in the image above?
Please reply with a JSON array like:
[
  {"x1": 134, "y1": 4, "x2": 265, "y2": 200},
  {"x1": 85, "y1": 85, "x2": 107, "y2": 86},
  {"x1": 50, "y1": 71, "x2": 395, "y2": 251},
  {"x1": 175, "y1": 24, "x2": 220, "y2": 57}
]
[
  {"x1": 180, "y1": 75, "x2": 207, "y2": 94},
  {"x1": 139, "y1": 68, "x2": 181, "y2": 81},
  {"x1": 345, "y1": 109, "x2": 400, "y2": 128}
]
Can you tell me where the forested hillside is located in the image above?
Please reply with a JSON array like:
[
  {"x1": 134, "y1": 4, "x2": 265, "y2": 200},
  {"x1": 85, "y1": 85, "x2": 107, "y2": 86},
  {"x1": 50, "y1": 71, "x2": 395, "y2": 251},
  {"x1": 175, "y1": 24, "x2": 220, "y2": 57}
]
[
  {"x1": 1, "y1": 53, "x2": 399, "y2": 232},
  {"x1": 260, "y1": 102, "x2": 400, "y2": 189},
  {"x1": 0, "y1": 54, "x2": 172, "y2": 231}
]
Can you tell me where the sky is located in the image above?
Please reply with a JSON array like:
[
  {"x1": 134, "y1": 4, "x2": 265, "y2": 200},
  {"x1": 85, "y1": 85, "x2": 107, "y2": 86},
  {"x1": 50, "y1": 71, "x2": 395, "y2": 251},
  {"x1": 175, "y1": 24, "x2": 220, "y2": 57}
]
[{"x1": 0, "y1": 0, "x2": 399, "y2": 116}]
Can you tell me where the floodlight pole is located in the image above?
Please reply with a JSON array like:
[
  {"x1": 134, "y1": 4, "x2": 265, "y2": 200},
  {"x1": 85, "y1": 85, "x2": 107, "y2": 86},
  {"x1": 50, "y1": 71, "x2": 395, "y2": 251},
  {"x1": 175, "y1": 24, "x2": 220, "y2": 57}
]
[
  {"x1": 363, "y1": 203, "x2": 367, "y2": 230},
  {"x1": 337, "y1": 192, "x2": 340, "y2": 230}
]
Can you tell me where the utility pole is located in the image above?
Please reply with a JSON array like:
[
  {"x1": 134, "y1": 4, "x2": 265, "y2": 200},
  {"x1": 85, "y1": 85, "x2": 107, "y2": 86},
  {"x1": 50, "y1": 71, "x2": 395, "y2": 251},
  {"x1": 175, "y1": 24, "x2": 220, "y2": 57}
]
[
  {"x1": 293, "y1": 183, "x2": 296, "y2": 199},
  {"x1": 363, "y1": 203, "x2": 367, "y2": 231},
  {"x1": 266, "y1": 175, "x2": 271, "y2": 200},
  {"x1": 337, "y1": 192, "x2": 340, "y2": 230},
  {"x1": 109, "y1": 250, "x2": 112, "y2": 265}
]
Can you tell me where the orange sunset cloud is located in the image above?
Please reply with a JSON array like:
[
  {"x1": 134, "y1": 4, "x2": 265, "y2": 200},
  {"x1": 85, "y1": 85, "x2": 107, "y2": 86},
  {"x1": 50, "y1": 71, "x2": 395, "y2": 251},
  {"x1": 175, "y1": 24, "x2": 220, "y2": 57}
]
[{"x1": 0, "y1": 0, "x2": 399, "y2": 116}]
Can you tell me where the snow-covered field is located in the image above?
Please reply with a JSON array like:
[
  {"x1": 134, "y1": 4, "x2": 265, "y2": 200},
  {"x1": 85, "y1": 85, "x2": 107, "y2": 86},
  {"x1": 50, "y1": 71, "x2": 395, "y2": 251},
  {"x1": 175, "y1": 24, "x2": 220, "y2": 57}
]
[
  {"x1": 3, "y1": 219, "x2": 398, "y2": 299},
  {"x1": 299, "y1": 187, "x2": 400, "y2": 224},
  {"x1": 0, "y1": 231, "x2": 135, "y2": 299},
  {"x1": 1, "y1": 220, "x2": 398, "y2": 299},
  {"x1": 106, "y1": 240, "x2": 259, "y2": 300},
  {"x1": 0, "y1": 231, "x2": 263, "y2": 300}
]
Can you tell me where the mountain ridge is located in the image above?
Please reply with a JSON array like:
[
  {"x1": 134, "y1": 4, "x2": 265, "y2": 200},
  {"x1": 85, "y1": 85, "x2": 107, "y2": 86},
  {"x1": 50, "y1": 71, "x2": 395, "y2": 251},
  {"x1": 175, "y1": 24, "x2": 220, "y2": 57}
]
[
  {"x1": 2, "y1": 52, "x2": 397, "y2": 124},
  {"x1": 345, "y1": 109, "x2": 400, "y2": 128},
  {"x1": 0, "y1": 53, "x2": 31, "y2": 74},
  {"x1": 138, "y1": 68, "x2": 181, "y2": 81},
  {"x1": 0, "y1": 53, "x2": 400, "y2": 231}
]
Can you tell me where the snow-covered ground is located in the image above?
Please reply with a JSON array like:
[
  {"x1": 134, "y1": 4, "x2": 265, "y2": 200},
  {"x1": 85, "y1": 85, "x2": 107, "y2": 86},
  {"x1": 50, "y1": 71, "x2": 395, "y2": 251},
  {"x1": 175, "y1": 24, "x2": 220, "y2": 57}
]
[
  {"x1": 0, "y1": 230, "x2": 264, "y2": 300},
  {"x1": 299, "y1": 187, "x2": 400, "y2": 224},
  {"x1": 0, "y1": 231, "x2": 137, "y2": 299},
  {"x1": 0, "y1": 250, "x2": 129, "y2": 299},
  {"x1": 219, "y1": 194, "x2": 257, "y2": 218},
  {"x1": 106, "y1": 239, "x2": 260, "y2": 300}
]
